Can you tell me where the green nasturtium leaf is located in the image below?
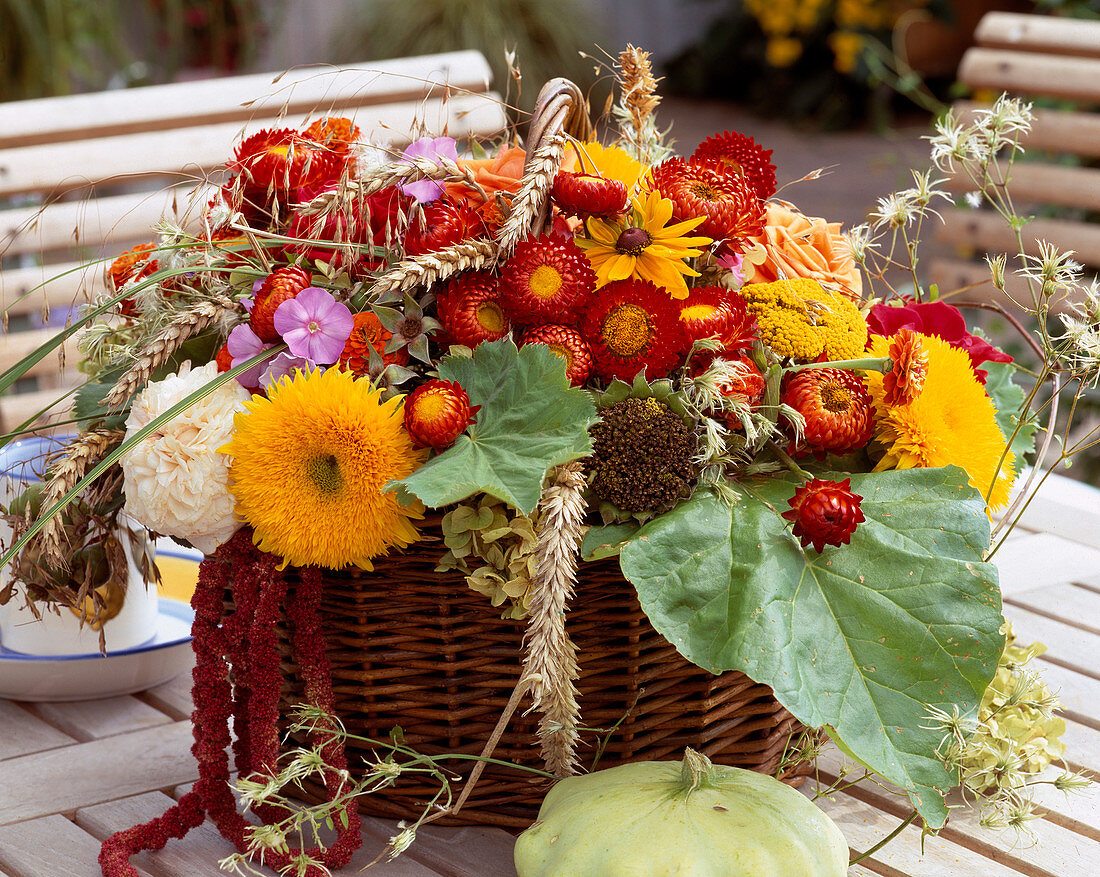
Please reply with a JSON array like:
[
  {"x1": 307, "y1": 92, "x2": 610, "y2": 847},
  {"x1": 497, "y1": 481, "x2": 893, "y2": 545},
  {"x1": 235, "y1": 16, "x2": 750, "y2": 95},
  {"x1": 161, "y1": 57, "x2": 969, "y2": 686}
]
[
  {"x1": 618, "y1": 467, "x2": 1004, "y2": 829},
  {"x1": 395, "y1": 339, "x2": 598, "y2": 515},
  {"x1": 983, "y1": 361, "x2": 1037, "y2": 471},
  {"x1": 580, "y1": 521, "x2": 640, "y2": 561}
]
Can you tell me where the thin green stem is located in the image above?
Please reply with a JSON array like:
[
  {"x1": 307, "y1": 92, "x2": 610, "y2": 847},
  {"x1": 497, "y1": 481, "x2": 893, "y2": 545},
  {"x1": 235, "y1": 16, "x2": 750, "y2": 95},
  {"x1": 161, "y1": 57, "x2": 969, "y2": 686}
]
[{"x1": 850, "y1": 810, "x2": 918, "y2": 865}]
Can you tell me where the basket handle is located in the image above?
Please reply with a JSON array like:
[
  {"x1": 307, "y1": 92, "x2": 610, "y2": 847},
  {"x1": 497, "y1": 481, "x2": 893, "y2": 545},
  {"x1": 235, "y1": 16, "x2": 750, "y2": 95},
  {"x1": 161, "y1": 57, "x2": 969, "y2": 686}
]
[{"x1": 523, "y1": 78, "x2": 591, "y2": 237}]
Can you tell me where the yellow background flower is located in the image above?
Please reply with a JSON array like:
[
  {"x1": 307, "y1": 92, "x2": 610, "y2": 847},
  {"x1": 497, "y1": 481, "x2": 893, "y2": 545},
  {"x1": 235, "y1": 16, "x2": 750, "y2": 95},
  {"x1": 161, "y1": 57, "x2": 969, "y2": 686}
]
[{"x1": 223, "y1": 368, "x2": 425, "y2": 569}]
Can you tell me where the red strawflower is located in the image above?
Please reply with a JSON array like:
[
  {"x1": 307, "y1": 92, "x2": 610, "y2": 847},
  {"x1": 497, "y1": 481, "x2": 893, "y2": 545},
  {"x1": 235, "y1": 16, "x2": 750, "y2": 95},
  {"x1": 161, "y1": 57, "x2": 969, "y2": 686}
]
[
  {"x1": 404, "y1": 197, "x2": 486, "y2": 256},
  {"x1": 883, "y1": 328, "x2": 928, "y2": 406},
  {"x1": 286, "y1": 186, "x2": 408, "y2": 276},
  {"x1": 693, "y1": 131, "x2": 777, "y2": 200},
  {"x1": 551, "y1": 171, "x2": 628, "y2": 218},
  {"x1": 782, "y1": 368, "x2": 874, "y2": 457},
  {"x1": 499, "y1": 234, "x2": 597, "y2": 326},
  {"x1": 305, "y1": 116, "x2": 361, "y2": 153},
  {"x1": 404, "y1": 380, "x2": 480, "y2": 449},
  {"x1": 520, "y1": 324, "x2": 594, "y2": 386},
  {"x1": 435, "y1": 270, "x2": 511, "y2": 349},
  {"x1": 782, "y1": 478, "x2": 866, "y2": 553},
  {"x1": 579, "y1": 278, "x2": 689, "y2": 383},
  {"x1": 250, "y1": 266, "x2": 312, "y2": 342},
  {"x1": 339, "y1": 311, "x2": 409, "y2": 377},
  {"x1": 866, "y1": 299, "x2": 1012, "y2": 384},
  {"x1": 229, "y1": 127, "x2": 342, "y2": 194},
  {"x1": 215, "y1": 342, "x2": 233, "y2": 373},
  {"x1": 109, "y1": 242, "x2": 159, "y2": 317},
  {"x1": 715, "y1": 355, "x2": 767, "y2": 410},
  {"x1": 678, "y1": 286, "x2": 758, "y2": 350},
  {"x1": 650, "y1": 157, "x2": 766, "y2": 255}
]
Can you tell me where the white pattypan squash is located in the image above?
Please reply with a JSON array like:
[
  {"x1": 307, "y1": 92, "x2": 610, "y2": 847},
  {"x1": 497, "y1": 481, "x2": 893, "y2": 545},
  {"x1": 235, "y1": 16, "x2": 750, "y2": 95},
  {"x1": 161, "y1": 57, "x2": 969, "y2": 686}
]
[{"x1": 514, "y1": 748, "x2": 848, "y2": 876}]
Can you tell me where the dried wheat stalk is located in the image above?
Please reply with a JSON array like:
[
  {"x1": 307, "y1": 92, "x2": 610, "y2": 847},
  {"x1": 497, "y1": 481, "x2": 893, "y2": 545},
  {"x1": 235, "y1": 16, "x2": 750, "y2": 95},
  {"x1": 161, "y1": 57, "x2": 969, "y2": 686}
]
[
  {"x1": 618, "y1": 45, "x2": 661, "y2": 138},
  {"x1": 522, "y1": 461, "x2": 588, "y2": 776},
  {"x1": 103, "y1": 295, "x2": 237, "y2": 409},
  {"x1": 496, "y1": 131, "x2": 566, "y2": 258},
  {"x1": 363, "y1": 239, "x2": 496, "y2": 299},
  {"x1": 36, "y1": 429, "x2": 124, "y2": 566}
]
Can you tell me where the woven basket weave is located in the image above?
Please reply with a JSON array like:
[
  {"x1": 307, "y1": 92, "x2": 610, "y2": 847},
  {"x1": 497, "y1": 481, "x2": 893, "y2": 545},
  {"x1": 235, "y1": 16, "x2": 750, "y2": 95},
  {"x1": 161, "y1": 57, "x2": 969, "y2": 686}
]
[{"x1": 274, "y1": 519, "x2": 808, "y2": 828}]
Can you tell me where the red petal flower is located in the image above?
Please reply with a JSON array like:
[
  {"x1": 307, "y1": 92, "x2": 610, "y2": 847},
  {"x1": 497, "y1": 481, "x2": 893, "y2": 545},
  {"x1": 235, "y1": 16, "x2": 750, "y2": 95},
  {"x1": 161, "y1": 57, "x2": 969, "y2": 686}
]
[
  {"x1": 649, "y1": 157, "x2": 766, "y2": 255},
  {"x1": 404, "y1": 379, "x2": 480, "y2": 449},
  {"x1": 499, "y1": 234, "x2": 597, "y2": 326},
  {"x1": 520, "y1": 324, "x2": 594, "y2": 386},
  {"x1": 693, "y1": 131, "x2": 777, "y2": 200},
  {"x1": 678, "y1": 285, "x2": 758, "y2": 351},
  {"x1": 782, "y1": 367, "x2": 875, "y2": 456},
  {"x1": 435, "y1": 271, "x2": 511, "y2": 349},
  {"x1": 882, "y1": 328, "x2": 928, "y2": 406},
  {"x1": 551, "y1": 171, "x2": 628, "y2": 218},
  {"x1": 109, "y1": 242, "x2": 159, "y2": 317},
  {"x1": 578, "y1": 278, "x2": 689, "y2": 383},
  {"x1": 339, "y1": 311, "x2": 409, "y2": 377},
  {"x1": 782, "y1": 478, "x2": 866, "y2": 552},
  {"x1": 250, "y1": 266, "x2": 312, "y2": 342},
  {"x1": 404, "y1": 197, "x2": 486, "y2": 257},
  {"x1": 867, "y1": 299, "x2": 1012, "y2": 384}
]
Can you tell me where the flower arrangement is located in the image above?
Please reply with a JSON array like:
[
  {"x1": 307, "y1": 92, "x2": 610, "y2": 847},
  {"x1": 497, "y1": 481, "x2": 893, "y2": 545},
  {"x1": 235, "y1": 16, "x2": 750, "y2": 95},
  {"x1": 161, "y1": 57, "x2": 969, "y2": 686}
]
[{"x1": 4, "y1": 46, "x2": 1094, "y2": 875}]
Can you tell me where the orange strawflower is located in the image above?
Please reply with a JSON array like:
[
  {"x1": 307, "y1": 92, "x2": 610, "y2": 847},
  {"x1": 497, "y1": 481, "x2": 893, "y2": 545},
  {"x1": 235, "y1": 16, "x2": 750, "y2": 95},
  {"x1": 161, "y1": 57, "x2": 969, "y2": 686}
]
[{"x1": 882, "y1": 328, "x2": 928, "y2": 407}]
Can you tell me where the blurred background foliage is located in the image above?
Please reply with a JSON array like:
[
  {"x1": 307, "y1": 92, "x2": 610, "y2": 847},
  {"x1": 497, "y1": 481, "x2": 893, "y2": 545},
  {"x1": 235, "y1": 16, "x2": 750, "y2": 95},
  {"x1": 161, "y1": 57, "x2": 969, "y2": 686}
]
[
  {"x1": 0, "y1": 0, "x2": 271, "y2": 102},
  {"x1": 330, "y1": 0, "x2": 600, "y2": 116}
]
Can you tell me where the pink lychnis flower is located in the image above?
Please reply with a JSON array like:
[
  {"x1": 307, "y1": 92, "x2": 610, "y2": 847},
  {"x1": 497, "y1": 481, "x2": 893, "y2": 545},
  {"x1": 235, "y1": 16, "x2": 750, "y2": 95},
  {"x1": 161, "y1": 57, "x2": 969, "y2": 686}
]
[
  {"x1": 400, "y1": 136, "x2": 459, "y2": 203},
  {"x1": 227, "y1": 323, "x2": 276, "y2": 390},
  {"x1": 273, "y1": 287, "x2": 354, "y2": 365}
]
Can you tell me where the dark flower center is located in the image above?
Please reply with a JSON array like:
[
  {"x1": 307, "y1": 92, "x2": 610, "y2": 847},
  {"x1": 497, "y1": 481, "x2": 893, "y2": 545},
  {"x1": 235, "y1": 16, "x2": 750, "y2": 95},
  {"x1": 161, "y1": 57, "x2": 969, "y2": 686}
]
[{"x1": 615, "y1": 226, "x2": 652, "y2": 255}]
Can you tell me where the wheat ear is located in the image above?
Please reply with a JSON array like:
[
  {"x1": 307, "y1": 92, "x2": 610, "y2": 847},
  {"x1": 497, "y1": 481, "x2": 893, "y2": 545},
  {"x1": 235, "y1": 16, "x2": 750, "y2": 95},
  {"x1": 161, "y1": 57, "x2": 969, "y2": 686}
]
[
  {"x1": 522, "y1": 461, "x2": 588, "y2": 776},
  {"x1": 363, "y1": 239, "x2": 496, "y2": 299},
  {"x1": 496, "y1": 132, "x2": 566, "y2": 258},
  {"x1": 103, "y1": 296, "x2": 237, "y2": 409},
  {"x1": 37, "y1": 429, "x2": 125, "y2": 566}
]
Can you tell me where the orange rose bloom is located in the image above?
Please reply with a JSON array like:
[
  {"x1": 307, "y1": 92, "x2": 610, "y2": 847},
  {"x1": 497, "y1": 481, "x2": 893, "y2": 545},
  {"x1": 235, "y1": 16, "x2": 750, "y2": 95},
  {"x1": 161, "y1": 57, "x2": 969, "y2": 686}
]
[
  {"x1": 744, "y1": 201, "x2": 862, "y2": 299},
  {"x1": 445, "y1": 145, "x2": 527, "y2": 227}
]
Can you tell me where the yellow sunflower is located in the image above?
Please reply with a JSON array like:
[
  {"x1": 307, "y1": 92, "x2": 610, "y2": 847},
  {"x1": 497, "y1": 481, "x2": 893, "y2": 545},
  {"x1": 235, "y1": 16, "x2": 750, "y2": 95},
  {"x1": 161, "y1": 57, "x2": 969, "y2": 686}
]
[
  {"x1": 564, "y1": 141, "x2": 646, "y2": 193},
  {"x1": 223, "y1": 368, "x2": 425, "y2": 569},
  {"x1": 864, "y1": 332, "x2": 1015, "y2": 512},
  {"x1": 575, "y1": 190, "x2": 712, "y2": 299}
]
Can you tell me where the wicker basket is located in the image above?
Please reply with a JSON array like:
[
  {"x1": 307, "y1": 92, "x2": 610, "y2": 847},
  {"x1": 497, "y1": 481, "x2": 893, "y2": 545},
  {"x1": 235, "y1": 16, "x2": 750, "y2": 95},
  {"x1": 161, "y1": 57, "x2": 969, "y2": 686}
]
[{"x1": 273, "y1": 519, "x2": 808, "y2": 828}]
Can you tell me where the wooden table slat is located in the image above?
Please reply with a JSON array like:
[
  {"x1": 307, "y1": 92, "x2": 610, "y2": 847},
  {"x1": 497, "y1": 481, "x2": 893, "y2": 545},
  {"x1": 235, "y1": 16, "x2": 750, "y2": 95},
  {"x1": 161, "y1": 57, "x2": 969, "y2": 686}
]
[
  {"x1": 0, "y1": 699, "x2": 75, "y2": 761},
  {"x1": 0, "y1": 720, "x2": 197, "y2": 827},
  {"x1": 1034, "y1": 659, "x2": 1100, "y2": 731},
  {"x1": 29, "y1": 695, "x2": 172, "y2": 742},
  {"x1": 817, "y1": 748, "x2": 1100, "y2": 877},
  {"x1": 1007, "y1": 582, "x2": 1100, "y2": 637},
  {"x1": 1010, "y1": 608, "x2": 1100, "y2": 681},
  {"x1": 807, "y1": 783, "x2": 1030, "y2": 876},
  {"x1": 994, "y1": 532, "x2": 1100, "y2": 596},
  {"x1": 1061, "y1": 717, "x2": 1100, "y2": 773},
  {"x1": 138, "y1": 654, "x2": 195, "y2": 721},
  {"x1": 0, "y1": 813, "x2": 155, "y2": 877}
]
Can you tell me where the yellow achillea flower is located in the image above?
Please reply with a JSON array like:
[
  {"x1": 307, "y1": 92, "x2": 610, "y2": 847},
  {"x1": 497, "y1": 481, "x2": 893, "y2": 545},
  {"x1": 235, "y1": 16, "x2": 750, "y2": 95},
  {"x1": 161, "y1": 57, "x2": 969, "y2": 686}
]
[
  {"x1": 576, "y1": 190, "x2": 712, "y2": 299},
  {"x1": 739, "y1": 278, "x2": 867, "y2": 361},
  {"x1": 223, "y1": 367, "x2": 425, "y2": 569},
  {"x1": 864, "y1": 332, "x2": 1015, "y2": 512}
]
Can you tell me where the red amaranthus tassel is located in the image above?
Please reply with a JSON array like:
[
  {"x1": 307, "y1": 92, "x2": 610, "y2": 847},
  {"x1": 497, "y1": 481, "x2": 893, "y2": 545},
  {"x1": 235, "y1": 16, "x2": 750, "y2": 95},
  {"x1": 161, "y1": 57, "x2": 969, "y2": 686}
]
[{"x1": 99, "y1": 531, "x2": 361, "y2": 876}]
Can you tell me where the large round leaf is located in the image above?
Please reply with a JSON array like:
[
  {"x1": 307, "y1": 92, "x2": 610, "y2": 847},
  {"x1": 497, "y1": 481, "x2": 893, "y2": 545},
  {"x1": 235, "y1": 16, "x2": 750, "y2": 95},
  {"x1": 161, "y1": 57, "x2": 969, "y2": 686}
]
[{"x1": 619, "y1": 466, "x2": 1003, "y2": 829}]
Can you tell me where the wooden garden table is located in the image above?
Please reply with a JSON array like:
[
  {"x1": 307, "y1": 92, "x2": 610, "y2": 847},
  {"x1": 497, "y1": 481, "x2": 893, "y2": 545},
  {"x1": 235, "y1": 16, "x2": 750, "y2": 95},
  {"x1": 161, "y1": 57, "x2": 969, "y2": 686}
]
[{"x1": 1, "y1": 473, "x2": 1098, "y2": 876}]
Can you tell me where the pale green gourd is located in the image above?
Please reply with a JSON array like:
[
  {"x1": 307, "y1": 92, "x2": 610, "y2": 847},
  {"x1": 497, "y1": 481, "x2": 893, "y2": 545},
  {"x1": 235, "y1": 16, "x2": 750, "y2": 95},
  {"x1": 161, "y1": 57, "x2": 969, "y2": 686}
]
[{"x1": 514, "y1": 749, "x2": 849, "y2": 877}]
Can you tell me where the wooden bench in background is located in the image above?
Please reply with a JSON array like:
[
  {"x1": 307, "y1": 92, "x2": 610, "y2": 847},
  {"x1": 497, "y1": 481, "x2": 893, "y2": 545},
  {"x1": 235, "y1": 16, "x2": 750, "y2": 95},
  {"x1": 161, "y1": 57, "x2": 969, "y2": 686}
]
[
  {"x1": 0, "y1": 51, "x2": 507, "y2": 436},
  {"x1": 932, "y1": 12, "x2": 1100, "y2": 309}
]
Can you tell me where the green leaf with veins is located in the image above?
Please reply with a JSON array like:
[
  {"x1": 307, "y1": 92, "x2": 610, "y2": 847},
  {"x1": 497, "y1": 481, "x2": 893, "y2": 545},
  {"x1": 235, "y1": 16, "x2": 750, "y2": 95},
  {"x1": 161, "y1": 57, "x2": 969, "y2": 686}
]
[
  {"x1": 618, "y1": 466, "x2": 1003, "y2": 829},
  {"x1": 394, "y1": 339, "x2": 598, "y2": 515}
]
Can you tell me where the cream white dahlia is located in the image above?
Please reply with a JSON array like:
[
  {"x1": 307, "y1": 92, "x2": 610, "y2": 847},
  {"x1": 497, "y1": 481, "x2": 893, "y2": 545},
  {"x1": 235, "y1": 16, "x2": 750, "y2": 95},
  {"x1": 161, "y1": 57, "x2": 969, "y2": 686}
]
[{"x1": 121, "y1": 361, "x2": 250, "y2": 553}]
